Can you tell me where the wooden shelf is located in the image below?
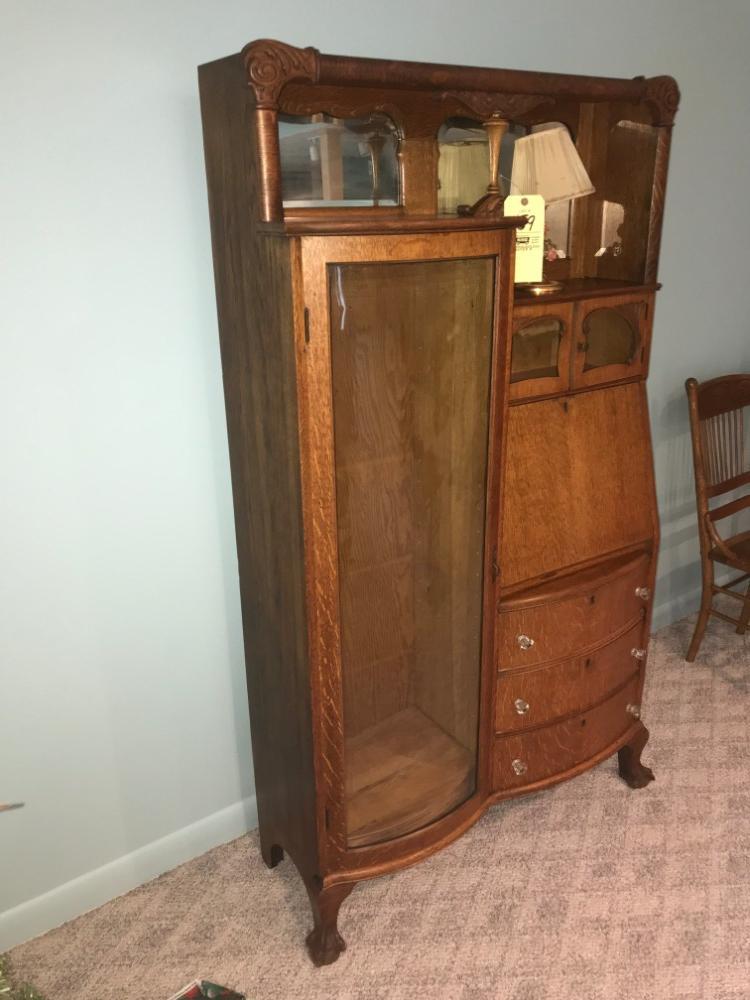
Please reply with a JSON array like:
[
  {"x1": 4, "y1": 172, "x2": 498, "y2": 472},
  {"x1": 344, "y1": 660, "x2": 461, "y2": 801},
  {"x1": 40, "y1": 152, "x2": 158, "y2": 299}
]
[
  {"x1": 264, "y1": 212, "x2": 527, "y2": 236},
  {"x1": 514, "y1": 277, "x2": 660, "y2": 306},
  {"x1": 345, "y1": 707, "x2": 475, "y2": 849}
]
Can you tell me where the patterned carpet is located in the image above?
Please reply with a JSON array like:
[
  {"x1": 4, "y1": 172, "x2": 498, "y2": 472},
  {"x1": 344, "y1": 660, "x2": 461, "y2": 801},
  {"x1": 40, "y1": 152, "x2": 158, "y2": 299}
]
[{"x1": 9, "y1": 610, "x2": 750, "y2": 1000}]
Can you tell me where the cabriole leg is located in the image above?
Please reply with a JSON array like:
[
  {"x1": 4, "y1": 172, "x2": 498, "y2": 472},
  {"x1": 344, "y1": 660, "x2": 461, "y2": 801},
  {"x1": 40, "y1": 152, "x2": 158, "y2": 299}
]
[
  {"x1": 305, "y1": 880, "x2": 354, "y2": 967},
  {"x1": 618, "y1": 723, "x2": 655, "y2": 789}
]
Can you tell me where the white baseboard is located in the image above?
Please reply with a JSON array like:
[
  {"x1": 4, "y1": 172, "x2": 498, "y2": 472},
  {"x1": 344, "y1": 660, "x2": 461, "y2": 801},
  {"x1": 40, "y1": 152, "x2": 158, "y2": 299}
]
[{"x1": 0, "y1": 796, "x2": 258, "y2": 953}]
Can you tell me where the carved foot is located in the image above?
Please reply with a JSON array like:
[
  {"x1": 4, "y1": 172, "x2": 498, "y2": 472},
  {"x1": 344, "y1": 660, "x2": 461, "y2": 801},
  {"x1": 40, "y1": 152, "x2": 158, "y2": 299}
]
[
  {"x1": 305, "y1": 881, "x2": 354, "y2": 967},
  {"x1": 260, "y1": 840, "x2": 284, "y2": 869},
  {"x1": 618, "y1": 723, "x2": 655, "y2": 789}
]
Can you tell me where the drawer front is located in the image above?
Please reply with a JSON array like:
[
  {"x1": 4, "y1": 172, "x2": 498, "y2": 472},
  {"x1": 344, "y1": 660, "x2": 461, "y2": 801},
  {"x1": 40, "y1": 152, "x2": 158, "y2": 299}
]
[
  {"x1": 495, "y1": 623, "x2": 644, "y2": 734},
  {"x1": 497, "y1": 554, "x2": 650, "y2": 669},
  {"x1": 492, "y1": 676, "x2": 641, "y2": 791}
]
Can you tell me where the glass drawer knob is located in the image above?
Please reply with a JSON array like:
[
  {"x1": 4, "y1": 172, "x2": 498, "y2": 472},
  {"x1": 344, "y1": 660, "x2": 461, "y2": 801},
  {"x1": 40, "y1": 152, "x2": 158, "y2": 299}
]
[
  {"x1": 635, "y1": 586, "x2": 651, "y2": 601},
  {"x1": 517, "y1": 634, "x2": 535, "y2": 650},
  {"x1": 514, "y1": 698, "x2": 530, "y2": 715},
  {"x1": 626, "y1": 703, "x2": 641, "y2": 718},
  {"x1": 631, "y1": 647, "x2": 646, "y2": 660},
  {"x1": 511, "y1": 758, "x2": 528, "y2": 776}
]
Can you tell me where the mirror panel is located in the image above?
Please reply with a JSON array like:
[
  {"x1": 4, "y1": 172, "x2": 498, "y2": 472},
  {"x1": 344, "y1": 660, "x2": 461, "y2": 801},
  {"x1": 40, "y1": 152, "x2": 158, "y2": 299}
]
[{"x1": 279, "y1": 113, "x2": 399, "y2": 207}]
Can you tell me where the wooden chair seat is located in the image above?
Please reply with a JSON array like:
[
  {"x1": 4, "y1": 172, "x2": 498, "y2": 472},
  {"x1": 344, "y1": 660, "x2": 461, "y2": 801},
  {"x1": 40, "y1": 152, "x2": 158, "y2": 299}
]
[{"x1": 709, "y1": 529, "x2": 750, "y2": 572}]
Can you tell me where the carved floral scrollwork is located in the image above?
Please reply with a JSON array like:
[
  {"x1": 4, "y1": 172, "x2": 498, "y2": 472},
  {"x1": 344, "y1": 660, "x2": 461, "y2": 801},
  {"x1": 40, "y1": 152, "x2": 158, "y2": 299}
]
[
  {"x1": 242, "y1": 38, "x2": 320, "y2": 108},
  {"x1": 643, "y1": 75, "x2": 680, "y2": 127},
  {"x1": 281, "y1": 93, "x2": 407, "y2": 137},
  {"x1": 445, "y1": 90, "x2": 553, "y2": 122}
]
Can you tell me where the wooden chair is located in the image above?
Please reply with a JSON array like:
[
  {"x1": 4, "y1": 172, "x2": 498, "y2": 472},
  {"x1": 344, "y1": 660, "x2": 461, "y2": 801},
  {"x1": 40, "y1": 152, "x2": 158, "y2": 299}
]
[{"x1": 685, "y1": 374, "x2": 750, "y2": 661}]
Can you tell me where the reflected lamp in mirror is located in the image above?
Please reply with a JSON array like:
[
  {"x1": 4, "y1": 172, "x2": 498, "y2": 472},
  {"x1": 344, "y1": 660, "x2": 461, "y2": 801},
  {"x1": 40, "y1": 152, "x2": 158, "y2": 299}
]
[
  {"x1": 438, "y1": 128, "x2": 488, "y2": 215},
  {"x1": 511, "y1": 125, "x2": 595, "y2": 295}
]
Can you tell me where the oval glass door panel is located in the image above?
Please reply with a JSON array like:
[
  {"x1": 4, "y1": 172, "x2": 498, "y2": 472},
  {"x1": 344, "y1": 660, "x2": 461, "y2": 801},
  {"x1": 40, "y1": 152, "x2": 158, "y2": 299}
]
[
  {"x1": 583, "y1": 307, "x2": 638, "y2": 370},
  {"x1": 329, "y1": 257, "x2": 495, "y2": 848},
  {"x1": 511, "y1": 316, "x2": 562, "y2": 383}
]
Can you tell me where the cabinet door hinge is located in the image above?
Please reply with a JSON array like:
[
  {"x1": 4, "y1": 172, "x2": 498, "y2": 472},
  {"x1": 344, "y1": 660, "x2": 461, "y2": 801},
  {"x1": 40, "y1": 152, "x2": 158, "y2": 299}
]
[{"x1": 303, "y1": 307, "x2": 311, "y2": 345}]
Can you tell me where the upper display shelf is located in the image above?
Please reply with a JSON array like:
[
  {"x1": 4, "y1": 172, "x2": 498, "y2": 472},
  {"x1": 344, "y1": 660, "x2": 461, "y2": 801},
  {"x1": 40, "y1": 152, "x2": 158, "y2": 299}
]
[{"x1": 234, "y1": 39, "x2": 679, "y2": 285}]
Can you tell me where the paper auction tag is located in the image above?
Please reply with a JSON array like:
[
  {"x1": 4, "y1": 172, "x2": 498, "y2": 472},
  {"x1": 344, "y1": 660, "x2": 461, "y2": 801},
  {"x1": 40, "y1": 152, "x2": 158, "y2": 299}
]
[{"x1": 505, "y1": 194, "x2": 545, "y2": 283}]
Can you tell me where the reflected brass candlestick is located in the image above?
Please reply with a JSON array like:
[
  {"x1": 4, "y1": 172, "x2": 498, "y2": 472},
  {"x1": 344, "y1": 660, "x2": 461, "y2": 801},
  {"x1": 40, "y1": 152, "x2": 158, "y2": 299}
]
[
  {"x1": 460, "y1": 115, "x2": 509, "y2": 216},
  {"x1": 366, "y1": 132, "x2": 386, "y2": 206},
  {"x1": 348, "y1": 117, "x2": 389, "y2": 206}
]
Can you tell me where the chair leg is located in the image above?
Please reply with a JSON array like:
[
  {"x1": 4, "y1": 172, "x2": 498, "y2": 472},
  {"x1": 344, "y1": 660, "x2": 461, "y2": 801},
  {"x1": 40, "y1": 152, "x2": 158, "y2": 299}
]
[
  {"x1": 737, "y1": 580, "x2": 750, "y2": 635},
  {"x1": 686, "y1": 560, "x2": 714, "y2": 662}
]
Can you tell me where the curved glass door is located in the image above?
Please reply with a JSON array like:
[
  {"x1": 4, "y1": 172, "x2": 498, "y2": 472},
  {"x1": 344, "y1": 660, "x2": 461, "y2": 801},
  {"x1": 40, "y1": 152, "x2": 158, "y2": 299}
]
[{"x1": 329, "y1": 257, "x2": 495, "y2": 848}]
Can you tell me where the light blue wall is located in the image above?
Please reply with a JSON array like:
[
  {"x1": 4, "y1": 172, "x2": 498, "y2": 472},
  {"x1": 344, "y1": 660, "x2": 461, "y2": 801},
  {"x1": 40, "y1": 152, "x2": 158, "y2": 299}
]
[{"x1": 2, "y1": 0, "x2": 749, "y2": 950}]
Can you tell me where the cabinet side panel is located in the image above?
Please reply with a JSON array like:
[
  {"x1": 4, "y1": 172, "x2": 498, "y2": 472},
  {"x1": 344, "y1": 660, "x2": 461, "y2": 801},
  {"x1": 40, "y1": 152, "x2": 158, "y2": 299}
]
[{"x1": 199, "y1": 56, "x2": 318, "y2": 878}]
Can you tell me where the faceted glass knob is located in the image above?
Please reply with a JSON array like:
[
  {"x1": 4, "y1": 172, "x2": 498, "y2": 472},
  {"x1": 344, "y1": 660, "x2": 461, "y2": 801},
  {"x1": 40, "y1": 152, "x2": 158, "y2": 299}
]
[
  {"x1": 514, "y1": 698, "x2": 530, "y2": 715},
  {"x1": 511, "y1": 758, "x2": 528, "y2": 776},
  {"x1": 635, "y1": 586, "x2": 651, "y2": 601},
  {"x1": 626, "y1": 703, "x2": 641, "y2": 718},
  {"x1": 631, "y1": 647, "x2": 646, "y2": 660},
  {"x1": 517, "y1": 634, "x2": 535, "y2": 650}
]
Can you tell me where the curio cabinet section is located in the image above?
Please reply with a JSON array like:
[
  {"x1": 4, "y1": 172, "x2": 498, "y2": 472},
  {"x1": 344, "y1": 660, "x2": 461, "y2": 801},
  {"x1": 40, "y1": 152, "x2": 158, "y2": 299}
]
[{"x1": 298, "y1": 231, "x2": 511, "y2": 851}]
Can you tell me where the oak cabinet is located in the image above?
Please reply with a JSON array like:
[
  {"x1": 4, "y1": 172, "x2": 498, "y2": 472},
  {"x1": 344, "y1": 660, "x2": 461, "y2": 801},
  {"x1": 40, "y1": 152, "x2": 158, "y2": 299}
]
[{"x1": 199, "y1": 39, "x2": 678, "y2": 966}]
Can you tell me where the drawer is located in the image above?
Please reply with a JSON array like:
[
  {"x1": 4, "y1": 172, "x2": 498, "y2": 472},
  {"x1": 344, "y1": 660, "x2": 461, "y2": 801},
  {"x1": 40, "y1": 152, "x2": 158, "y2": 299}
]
[
  {"x1": 492, "y1": 675, "x2": 641, "y2": 792},
  {"x1": 496, "y1": 553, "x2": 650, "y2": 669},
  {"x1": 495, "y1": 623, "x2": 645, "y2": 734}
]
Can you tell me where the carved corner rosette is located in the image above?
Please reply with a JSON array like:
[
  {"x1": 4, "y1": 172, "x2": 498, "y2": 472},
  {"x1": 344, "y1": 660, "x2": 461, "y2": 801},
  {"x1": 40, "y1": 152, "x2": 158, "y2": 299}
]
[
  {"x1": 643, "y1": 75, "x2": 680, "y2": 127},
  {"x1": 242, "y1": 38, "x2": 320, "y2": 109}
]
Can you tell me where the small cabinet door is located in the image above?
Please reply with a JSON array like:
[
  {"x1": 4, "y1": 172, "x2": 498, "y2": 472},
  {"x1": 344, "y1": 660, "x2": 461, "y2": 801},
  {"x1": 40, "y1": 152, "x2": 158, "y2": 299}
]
[
  {"x1": 509, "y1": 302, "x2": 573, "y2": 402},
  {"x1": 572, "y1": 293, "x2": 653, "y2": 389}
]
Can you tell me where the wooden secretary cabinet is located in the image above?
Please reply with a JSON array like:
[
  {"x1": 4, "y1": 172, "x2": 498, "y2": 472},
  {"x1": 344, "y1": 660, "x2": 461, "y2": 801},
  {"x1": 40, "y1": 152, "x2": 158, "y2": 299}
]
[{"x1": 199, "y1": 40, "x2": 679, "y2": 965}]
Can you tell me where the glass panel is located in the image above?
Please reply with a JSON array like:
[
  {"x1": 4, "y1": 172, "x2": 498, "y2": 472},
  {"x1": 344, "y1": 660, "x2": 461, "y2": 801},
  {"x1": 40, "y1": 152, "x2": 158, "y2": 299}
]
[
  {"x1": 279, "y1": 113, "x2": 398, "y2": 207},
  {"x1": 583, "y1": 307, "x2": 638, "y2": 370},
  {"x1": 511, "y1": 317, "x2": 562, "y2": 383},
  {"x1": 329, "y1": 257, "x2": 495, "y2": 848}
]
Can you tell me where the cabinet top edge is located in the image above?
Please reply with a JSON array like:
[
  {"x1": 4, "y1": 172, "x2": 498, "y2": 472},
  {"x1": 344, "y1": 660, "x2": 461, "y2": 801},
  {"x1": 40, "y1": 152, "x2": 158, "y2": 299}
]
[
  {"x1": 260, "y1": 214, "x2": 527, "y2": 237},
  {"x1": 234, "y1": 39, "x2": 680, "y2": 124}
]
